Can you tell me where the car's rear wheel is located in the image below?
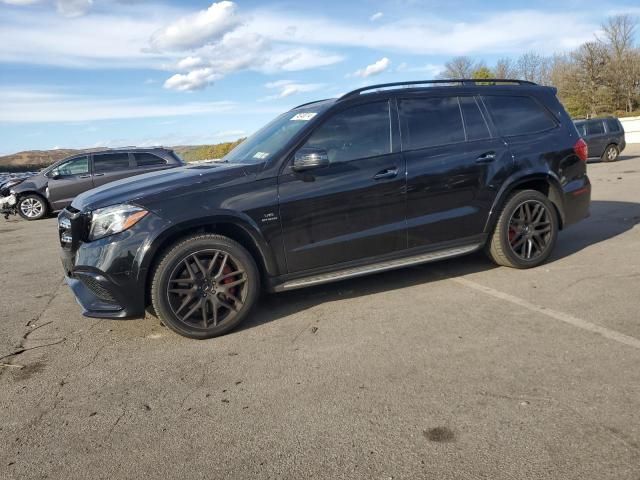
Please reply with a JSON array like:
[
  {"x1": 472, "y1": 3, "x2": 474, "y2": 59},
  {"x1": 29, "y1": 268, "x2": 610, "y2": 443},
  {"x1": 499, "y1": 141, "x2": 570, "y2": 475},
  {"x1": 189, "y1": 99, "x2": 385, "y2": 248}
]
[
  {"x1": 17, "y1": 194, "x2": 48, "y2": 220},
  {"x1": 486, "y1": 190, "x2": 558, "y2": 269},
  {"x1": 602, "y1": 144, "x2": 619, "y2": 162},
  {"x1": 151, "y1": 234, "x2": 260, "y2": 339}
]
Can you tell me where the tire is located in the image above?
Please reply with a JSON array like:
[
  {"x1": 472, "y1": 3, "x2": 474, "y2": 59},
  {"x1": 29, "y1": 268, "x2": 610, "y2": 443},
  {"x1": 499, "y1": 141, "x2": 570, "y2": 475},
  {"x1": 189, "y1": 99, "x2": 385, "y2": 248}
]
[
  {"x1": 17, "y1": 194, "x2": 48, "y2": 220},
  {"x1": 151, "y1": 234, "x2": 260, "y2": 339},
  {"x1": 485, "y1": 190, "x2": 559, "y2": 269},
  {"x1": 601, "y1": 144, "x2": 619, "y2": 162}
]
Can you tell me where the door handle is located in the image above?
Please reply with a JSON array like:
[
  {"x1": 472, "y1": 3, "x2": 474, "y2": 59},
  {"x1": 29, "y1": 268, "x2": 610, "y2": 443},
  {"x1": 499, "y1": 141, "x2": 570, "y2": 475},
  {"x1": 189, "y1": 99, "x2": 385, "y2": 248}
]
[
  {"x1": 79, "y1": 175, "x2": 91, "y2": 178},
  {"x1": 93, "y1": 173, "x2": 105, "y2": 177},
  {"x1": 373, "y1": 167, "x2": 398, "y2": 180},
  {"x1": 476, "y1": 151, "x2": 496, "y2": 163}
]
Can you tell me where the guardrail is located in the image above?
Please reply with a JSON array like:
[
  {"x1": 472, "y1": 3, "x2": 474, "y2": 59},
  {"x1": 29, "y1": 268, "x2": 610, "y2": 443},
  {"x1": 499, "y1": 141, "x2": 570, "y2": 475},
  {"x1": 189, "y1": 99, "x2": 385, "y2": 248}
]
[{"x1": 620, "y1": 116, "x2": 640, "y2": 144}]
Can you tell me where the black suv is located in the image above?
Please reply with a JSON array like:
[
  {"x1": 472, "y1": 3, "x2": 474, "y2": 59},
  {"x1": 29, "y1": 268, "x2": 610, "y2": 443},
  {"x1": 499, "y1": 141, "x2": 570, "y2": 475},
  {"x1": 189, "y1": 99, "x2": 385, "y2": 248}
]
[
  {"x1": 7, "y1": 147, "x2": 183, "y2": 220},
  {"x1": 574, "y1": 117, "x2": 626, "y2": 162},
  {"x1": 58, "y1": 80, "x2": 591, "y2": 339}
]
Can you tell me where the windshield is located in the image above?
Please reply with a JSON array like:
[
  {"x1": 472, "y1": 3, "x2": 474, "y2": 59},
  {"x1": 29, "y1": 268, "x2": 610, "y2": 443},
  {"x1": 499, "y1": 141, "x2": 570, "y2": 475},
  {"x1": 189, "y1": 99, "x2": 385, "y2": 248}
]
[{"x1": 223, "y1": 107, "x2": 326, "y2": 164}]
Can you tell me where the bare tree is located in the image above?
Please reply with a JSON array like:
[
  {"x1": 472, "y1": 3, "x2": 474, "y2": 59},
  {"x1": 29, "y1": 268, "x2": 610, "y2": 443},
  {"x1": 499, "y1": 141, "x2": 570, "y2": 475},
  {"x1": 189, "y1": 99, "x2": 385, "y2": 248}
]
[
  {"x1": 572, "y1": 42, "x2": 611, "y2": 116},
  {"x1": 439, "y1": 56, "x2": 475, "y2": 78},
  {"x1": 493, "y1": 57, "x2": 517, "y2": 79}
]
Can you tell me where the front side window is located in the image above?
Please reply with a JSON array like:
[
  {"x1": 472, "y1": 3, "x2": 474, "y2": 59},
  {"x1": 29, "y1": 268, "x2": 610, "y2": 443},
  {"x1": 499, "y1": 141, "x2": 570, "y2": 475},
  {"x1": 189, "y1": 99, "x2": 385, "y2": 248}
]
[
  {"x1": 54, "y1": 156, "x2": 89, "y2": 177},
  {"x1": 605, "y1": 119, "x2": 620, "y2": 133},
  {"x1": 93, "y1": 153, "x2": 131, "y2": 173},
  {"x1": 300, "y1": 101, "x2": 391, "y2": 163},
  {"x1": 483, "y1": 95, "x2": 557, "y2": 136},
  {"x1": 399, "y1": 96, "x2": 465, "y2": 150}
]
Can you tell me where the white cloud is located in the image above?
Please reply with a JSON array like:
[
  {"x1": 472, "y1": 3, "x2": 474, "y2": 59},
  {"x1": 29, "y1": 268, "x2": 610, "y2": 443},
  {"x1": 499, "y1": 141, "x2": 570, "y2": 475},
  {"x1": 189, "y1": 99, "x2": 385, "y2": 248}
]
[
  {"x1": 0, "y1": 87, "x2": 236, "y2": 122},
  {"x1": 352, "y1": 57, "x2": 390, "y2": 78},
  {"x1": 397, "y1": 62, "x2": 443, "y2": 77},
  {"x1": 56, "y1": 0, "x2": 92, "y2": 17},
  {"x1": 150, "y1": 1, "x2": 240, "y2": 51},
  {"x1": 1, "y1": 0, "x2": 41, "y2": 5},
  {"x1": 164, "y1": 67, "x2": 220, "y2": 91},
  {"x1": 370, "y1": 12, "x2": 383, "y2": 22},
  {"x1": 248, "y1": 9, "x2": 598, "y2": 56},
  {"x1": 263, "y1": 80, "x2": 324, "y2": 99}
]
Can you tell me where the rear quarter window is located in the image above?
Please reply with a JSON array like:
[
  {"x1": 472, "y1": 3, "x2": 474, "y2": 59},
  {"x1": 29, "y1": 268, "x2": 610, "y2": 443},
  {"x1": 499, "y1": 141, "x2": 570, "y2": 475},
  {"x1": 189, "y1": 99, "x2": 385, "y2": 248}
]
[
  {"x1": 483, "y1": 95, "x2": 557, "y2": 137},
  {"x1": 134, "y1": 152, "x2": 167, "y2": 167}
]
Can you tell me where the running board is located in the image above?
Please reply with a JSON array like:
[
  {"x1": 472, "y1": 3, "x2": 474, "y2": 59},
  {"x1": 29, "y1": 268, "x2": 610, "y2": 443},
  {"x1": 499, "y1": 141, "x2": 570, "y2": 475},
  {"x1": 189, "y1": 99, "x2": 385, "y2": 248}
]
[{"x1": 275, "y1": 243, "x2": 482, "y2": 292}]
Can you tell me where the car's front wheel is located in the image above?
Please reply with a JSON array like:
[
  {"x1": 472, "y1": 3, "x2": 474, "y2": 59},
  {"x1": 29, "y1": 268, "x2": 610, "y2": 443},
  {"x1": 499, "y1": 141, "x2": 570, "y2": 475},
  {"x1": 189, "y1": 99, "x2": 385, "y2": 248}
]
[
  {"x1": 17, "y1": 194, "x2": 48, "y2": 220},
  {"x1": 151, "y1": 234, "x2": 260, "y2": 339},
  {"x1": 602, "y1": 144, "x2": 619, "y2": 162},
  {"x1": 486, "y1": 190, "x2": 559, "y2": 269}
]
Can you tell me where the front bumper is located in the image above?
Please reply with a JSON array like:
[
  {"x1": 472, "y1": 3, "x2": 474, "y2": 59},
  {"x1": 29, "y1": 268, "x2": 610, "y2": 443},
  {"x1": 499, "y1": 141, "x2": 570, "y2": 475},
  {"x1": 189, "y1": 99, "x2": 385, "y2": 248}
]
[{"x1": 58, "y1": 207, "x2": 164, "y2": 320}]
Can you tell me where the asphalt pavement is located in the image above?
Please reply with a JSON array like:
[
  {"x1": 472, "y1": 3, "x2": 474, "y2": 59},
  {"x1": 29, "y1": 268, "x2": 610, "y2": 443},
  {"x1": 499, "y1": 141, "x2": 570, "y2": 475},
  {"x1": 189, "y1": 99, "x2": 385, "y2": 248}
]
[{"x1": 1, "y1": 146, "x2": 639, "y2": 479}]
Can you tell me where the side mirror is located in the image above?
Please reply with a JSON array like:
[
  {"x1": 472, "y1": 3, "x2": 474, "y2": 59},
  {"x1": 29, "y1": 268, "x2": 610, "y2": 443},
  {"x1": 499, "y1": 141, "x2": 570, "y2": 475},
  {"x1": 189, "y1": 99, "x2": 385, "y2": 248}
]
[
  {"x1": 292, "y1": 148, "x2": 330, "y2": 172},
  {"x1": 51, "y1": 172, "x2": 61, "y2": 180}
]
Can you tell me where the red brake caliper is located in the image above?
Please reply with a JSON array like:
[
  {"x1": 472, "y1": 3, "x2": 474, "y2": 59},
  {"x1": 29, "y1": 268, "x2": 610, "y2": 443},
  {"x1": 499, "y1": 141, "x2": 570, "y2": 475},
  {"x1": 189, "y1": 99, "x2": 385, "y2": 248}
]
[
  {"x1": 508, "y1": 227, "x2": 517, "y2": 244},
  {"x1": 221, "y1": 264, "x2": 236, "y2": 304}
]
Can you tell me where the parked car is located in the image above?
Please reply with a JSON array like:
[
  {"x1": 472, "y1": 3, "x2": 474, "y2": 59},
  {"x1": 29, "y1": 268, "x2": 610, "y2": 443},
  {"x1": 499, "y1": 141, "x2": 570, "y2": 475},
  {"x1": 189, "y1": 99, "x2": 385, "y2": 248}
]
[
  {"x1": 6, "y1": 148, "x2": 183, "y2": 220},
  {"x1": 574, "y1": 117, "x2": 626, "y2": 162},
  {"x1": 58, "y1": 79, "x2": 591, "y2": 339}
]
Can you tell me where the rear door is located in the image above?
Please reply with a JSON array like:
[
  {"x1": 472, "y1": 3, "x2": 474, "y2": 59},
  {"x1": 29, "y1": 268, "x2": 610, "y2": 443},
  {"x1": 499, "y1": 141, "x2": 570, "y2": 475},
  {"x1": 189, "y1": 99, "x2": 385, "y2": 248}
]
[
  {"x1": 401, "y1": 94, "x2": 511, "y2": 248},
  {"x1": 278, "y1": 100, "x2": 406, "y2": 273},
  {"x1": 47, "y1": 156, "x2": 93, "y2": 209},
  {"x1": 585, "y1": 120, "x2": 608, "y2": 157},
  {"x1": 91, "y1": 152, "x2": 137, "y2": 188}
]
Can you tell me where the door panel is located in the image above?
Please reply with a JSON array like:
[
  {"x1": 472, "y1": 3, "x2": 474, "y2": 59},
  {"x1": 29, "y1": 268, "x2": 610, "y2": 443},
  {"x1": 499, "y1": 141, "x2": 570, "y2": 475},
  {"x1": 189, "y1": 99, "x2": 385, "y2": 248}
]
[
  {"x1": 405, "y1": 140, "x2": 510, "y2": 247},
  {"x1": 278, "y1": 153, "x2": 406, "y2": 272},
  {"x1": 47, "y1": 156, "x2": 93, "y2": 209},
  {"x1": 278, "y1": 100, "x2": 406, "y2": 273}
]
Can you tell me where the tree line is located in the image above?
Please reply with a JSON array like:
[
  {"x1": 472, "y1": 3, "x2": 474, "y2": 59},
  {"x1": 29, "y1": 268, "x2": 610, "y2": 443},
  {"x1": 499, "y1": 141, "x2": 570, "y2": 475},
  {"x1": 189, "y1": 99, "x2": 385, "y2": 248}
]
[{"x1": 438, "y1": 15, "x2": 640, "y2": 118}]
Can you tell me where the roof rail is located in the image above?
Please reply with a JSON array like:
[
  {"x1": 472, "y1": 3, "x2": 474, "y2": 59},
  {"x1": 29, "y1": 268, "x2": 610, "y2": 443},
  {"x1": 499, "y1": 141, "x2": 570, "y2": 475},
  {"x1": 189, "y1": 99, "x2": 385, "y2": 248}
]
[
  {"x1": 338, "y1": 79, "x2": 538, "y2": 101},
  {"x1": 292, "y1": 98, "x2": 333, "y2": 110}
]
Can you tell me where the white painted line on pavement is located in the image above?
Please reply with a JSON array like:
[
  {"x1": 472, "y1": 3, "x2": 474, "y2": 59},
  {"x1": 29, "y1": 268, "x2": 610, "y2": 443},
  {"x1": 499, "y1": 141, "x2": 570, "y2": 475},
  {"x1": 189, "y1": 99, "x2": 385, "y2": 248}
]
[{"x1": 453, "y1": 277, "x2": 640, "y2": 350}]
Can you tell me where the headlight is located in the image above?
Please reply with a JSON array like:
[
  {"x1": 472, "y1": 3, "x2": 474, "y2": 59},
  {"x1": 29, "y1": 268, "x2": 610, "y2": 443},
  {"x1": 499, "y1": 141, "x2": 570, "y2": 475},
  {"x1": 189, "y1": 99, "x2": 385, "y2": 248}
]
[{"x1": 88, "y1": 204, "x2": 148, "y2": 241}]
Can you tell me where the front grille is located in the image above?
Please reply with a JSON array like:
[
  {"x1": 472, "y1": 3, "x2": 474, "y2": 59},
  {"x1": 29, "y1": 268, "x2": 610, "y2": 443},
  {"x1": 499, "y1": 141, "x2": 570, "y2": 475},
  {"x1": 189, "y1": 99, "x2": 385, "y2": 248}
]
[{"x1": 76, "y1": 274, "x2": 116, "y2": 302}]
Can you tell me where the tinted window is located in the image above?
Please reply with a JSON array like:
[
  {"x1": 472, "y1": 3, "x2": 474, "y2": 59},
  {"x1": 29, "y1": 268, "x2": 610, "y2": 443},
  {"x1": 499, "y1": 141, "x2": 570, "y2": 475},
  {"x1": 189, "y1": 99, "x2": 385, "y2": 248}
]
[
  {"x1": 134, "y1": 152, "x2": 166, "y2": 167},
  {"x1": 459, "y1": 96, "x2": 491, "y2": 141},
  {"x1": 483, "y1": 95, "x2": 556, "y2": 136},
  {"x1": 399, "y1": 97, "x2": 465, "y2": 150},
  {"x1": 55, "y1": 156, "x2": 89, "y2": 176},
  {"x1": 93, "y1": 153, "x2": 131, "y2": 173},
  {"x1": 575, "y1": 123, "x2": 587, "y2": 136},
  {"x1": 586, "y1": 121, "x2": 605, "y2": 135},
  {"x1": 605, "y1": 119, "x2": 620, "y2": 133},
  {"x1": 302, "y1": 101, "x2": 391, "y2": 163}
]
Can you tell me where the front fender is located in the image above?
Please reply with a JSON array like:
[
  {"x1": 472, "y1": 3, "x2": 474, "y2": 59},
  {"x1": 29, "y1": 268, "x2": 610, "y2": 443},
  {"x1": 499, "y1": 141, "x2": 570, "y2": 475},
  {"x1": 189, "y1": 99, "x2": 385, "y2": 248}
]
[{"x1": 137, "y1": 210, "x2": 279, "y2": 280}]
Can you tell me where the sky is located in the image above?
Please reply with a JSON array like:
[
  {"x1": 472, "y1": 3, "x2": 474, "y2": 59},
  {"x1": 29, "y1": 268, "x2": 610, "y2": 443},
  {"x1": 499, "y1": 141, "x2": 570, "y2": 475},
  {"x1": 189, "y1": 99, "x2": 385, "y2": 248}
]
[{"x1": 1, "y1": 0, "x2": 639, "y2": 155}]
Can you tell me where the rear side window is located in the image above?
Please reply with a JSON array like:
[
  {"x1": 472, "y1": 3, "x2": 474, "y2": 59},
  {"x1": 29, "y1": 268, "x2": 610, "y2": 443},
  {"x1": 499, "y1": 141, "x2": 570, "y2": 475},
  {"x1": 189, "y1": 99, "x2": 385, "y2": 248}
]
[
  {"x1": 93, "y1": 153, "x2": 131, "y2": 173},
  {"x1": 134, "y1": 152, "x2": 166, "y2": 167},
  {"x1": 459, "y1": 97, "x2": 491, "y2": 141},
  {"x1": 605, "y1": 119, "x2": 620, "y2": 133},
  {"x1": 483, "y1": 95, "x2": 556, "y2": 136},
  {"x1": 302, "y1": 101, "x2": 391, "y2": 163},
  {"x1": 586, "y1": 121, "x2": 605, "y2": 135},
  {"x1": 399, "y1": 97, "x2": 465, "y2": 149}
]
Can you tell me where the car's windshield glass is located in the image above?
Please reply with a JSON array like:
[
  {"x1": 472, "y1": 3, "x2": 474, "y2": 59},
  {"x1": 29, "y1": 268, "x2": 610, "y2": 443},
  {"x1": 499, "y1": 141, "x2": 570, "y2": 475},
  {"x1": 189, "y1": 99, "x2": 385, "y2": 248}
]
[{"x1": 224, "y1": 107, "x2": 327, "y2": 164}]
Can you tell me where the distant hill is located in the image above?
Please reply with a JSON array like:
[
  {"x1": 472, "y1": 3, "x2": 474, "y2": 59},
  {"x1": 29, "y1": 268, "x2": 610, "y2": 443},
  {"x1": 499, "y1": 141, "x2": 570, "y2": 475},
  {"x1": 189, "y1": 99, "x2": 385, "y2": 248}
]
[{"x1": 0, "y1": 139, "x2": 245, "y2": 172}]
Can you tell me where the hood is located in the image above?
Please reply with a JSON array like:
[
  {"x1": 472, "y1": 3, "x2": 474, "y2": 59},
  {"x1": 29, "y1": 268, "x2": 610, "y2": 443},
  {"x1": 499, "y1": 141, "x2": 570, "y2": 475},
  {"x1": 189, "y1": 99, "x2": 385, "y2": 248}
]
[{"x1": 71, "y1": 162, "x2": 255, "y2": 212}]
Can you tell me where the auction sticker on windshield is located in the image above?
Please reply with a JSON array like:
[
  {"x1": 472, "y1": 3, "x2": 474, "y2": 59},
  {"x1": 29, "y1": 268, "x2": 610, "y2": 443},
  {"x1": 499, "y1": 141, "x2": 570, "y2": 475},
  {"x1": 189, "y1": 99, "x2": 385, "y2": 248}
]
[{"x1": 290, "y1": 112, "x2": 317, "y2": 121}]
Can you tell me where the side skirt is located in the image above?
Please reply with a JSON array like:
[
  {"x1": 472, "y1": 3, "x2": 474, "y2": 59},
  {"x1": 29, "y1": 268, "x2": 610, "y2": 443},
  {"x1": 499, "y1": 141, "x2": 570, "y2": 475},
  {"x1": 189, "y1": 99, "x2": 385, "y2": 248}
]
[{"x1": 272, "y1": 242, "x2": 483, "y2": 292}]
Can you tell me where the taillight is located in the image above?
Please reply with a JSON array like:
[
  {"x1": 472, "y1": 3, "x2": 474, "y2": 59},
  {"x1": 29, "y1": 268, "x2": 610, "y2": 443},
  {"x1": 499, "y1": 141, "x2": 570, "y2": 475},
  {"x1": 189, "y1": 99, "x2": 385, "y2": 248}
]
[{"x1": 574, "y1": 138, "x2": 588, "y2": 162}]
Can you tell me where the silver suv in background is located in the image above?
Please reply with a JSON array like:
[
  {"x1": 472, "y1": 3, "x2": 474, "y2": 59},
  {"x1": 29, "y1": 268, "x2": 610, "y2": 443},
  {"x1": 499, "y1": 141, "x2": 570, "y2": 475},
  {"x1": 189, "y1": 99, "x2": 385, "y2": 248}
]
[
  {"x1": 4, "y1": 148, "x2": 184, "y2": 220},
  {"x1": 574, "y1": 117, "x2": 626, "y2": 162}
]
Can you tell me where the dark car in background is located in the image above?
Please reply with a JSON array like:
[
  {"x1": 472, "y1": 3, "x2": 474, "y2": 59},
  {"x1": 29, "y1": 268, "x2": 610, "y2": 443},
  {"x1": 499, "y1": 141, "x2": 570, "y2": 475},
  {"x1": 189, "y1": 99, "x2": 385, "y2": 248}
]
[
  {"x1": 6, "y1": 148, "x2": 183, "y2": 220},
  {"x1": 574, "y1": 117, "x2": 626, "y2": 162},
  {"x1": 58, "y1": 79, "x2": 591, "y2": 339}
]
